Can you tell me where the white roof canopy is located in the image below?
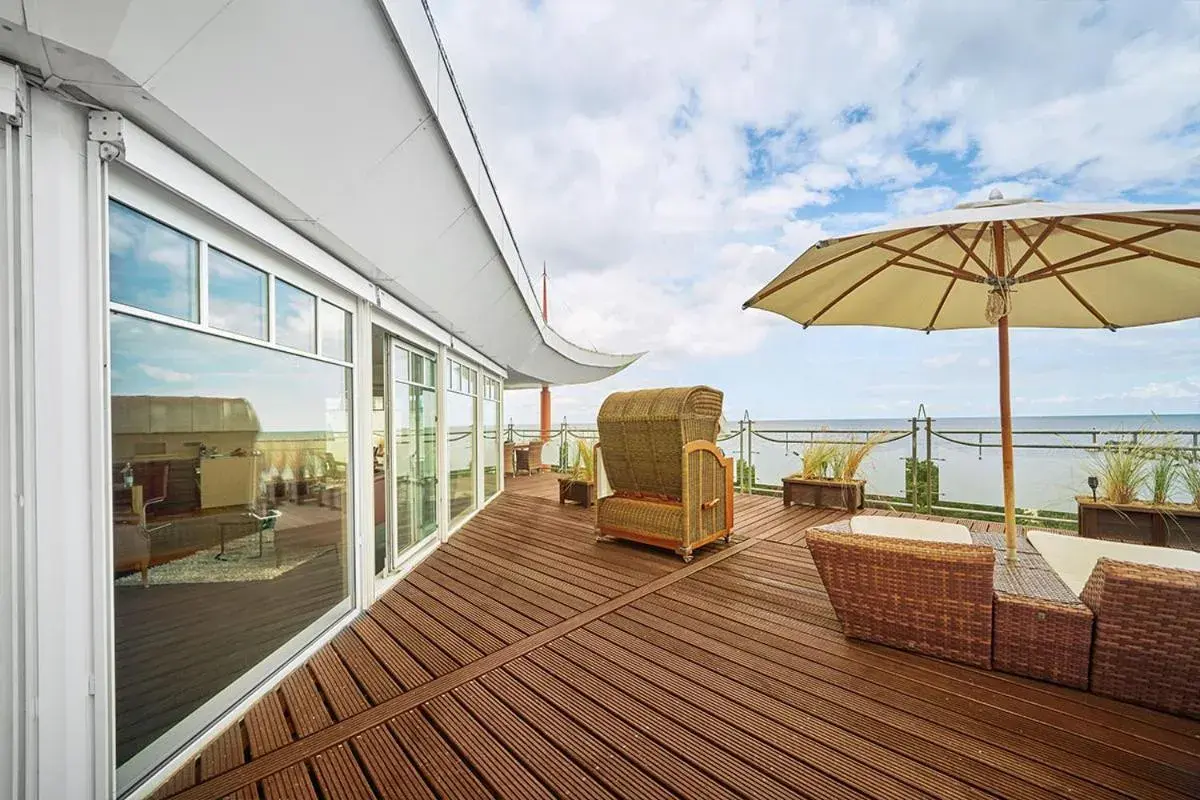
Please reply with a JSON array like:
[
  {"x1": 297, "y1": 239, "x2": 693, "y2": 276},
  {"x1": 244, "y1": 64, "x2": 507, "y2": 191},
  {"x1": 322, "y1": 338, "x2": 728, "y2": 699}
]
[{"x1": 0, "y1": 0, "x2": 639, "y2": 386}]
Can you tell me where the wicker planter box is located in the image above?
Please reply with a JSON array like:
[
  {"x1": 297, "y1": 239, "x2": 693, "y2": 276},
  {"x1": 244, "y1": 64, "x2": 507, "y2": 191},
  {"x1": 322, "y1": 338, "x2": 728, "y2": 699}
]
[
  {"x1": 783, "y1": 477, "x2": 865, "y2": 510},
  {"x1": 1077, "y1": 497, "x2": 1200, "y2": 548},
  {"x1": 558, "y1": 478, "x2": 597, "y2": 508}
]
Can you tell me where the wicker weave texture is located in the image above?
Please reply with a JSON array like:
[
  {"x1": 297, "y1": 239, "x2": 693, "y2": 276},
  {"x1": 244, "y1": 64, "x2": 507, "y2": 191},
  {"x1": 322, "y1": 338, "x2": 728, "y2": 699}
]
[
  {"x1": 597, "y1": 497, "x2": 685, "y2": 543},
  {"x1": 993, "y1": 593, "x2": 1092, "y2": 689},
  {"x1": 1081, "y1": 559, "x2": 1200, "y2": 718},
  {"x1": 808, "y1": 530, "x2": 995, "y2": 669},
  {"x1": 596, "y1": 386, "x2": 723, "y2": 498}
]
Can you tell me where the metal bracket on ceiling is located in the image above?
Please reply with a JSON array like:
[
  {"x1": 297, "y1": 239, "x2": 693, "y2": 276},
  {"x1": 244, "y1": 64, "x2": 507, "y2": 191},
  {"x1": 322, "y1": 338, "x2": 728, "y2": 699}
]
[{"x1": 87, "y1": 110, "x2": 125, "y2": 162}]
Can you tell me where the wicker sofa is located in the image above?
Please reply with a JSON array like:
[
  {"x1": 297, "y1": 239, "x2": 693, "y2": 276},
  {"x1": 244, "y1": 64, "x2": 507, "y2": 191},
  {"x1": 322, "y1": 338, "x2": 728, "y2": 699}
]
[
  {"x1": 594, "y1": 386, "x2": 734, "y2": 562},
  {"x1": 807, "y1": 523, "x2": 995, "y2": 669},
  {"x1": 1081, "y1": 559, "x2": 1200, "y2": 718}
]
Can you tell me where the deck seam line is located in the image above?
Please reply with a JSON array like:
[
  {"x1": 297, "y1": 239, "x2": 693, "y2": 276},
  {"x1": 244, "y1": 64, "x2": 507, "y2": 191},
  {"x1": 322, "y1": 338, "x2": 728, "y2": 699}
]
[{"x1": 166, "y1": 508, "x2": 809, "y2": 800}]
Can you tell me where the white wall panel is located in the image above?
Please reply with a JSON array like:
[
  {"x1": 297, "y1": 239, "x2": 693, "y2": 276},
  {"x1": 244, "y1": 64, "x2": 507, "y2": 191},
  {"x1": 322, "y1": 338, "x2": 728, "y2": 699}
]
[
  {"x1": 107, "y1": 0, "x2": 231, "y2": 85},
  {"x1": 314, "y1": 120, "x2": 473, "y2": 268},
  {"x1": 144, "y1": 0, "x2": 428, "y2": 222},
  {"x1": 380, "y1": 0, "x2": 440, "y2": 111}
]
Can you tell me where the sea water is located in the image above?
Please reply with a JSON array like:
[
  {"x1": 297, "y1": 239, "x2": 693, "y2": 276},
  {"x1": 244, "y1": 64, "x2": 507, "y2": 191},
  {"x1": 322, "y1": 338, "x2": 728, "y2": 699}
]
[
  {"x1": 534, "y1": 414, "x2": 1200, "y2": 514},
  {"x1": 735, "y1": 413, "x2": 1200, "y2": 513}
]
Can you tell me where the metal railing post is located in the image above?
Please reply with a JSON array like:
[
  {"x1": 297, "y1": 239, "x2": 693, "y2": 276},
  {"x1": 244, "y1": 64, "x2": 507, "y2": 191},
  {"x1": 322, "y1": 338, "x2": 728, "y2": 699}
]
[
  {"x1": 925, "y1": 417, "x2": 934, "y2": 514},
  {"x1": 910, "y1": 416, "x2": 918, "y2": 510},
  {"x1": 746, "y1": 416, "x2": 754, "y2": 495}
]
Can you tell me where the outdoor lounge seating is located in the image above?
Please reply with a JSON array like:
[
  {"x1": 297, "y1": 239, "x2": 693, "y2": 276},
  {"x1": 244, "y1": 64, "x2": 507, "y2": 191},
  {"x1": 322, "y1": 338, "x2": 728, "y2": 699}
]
[
  {"x1": 807, "y1": 517, "x2": 995, "y2": 668},
  {"x1": 1029, "y1": 530, "x2": 1200, "y2": 716},
  {"x1": 595, "y1": 386, "x2": 734, "y2": 562}
]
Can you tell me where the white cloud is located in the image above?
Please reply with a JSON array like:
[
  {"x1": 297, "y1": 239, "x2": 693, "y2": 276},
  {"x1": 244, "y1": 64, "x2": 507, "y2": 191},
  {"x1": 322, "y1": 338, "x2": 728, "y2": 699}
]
[
  {"x1": 140, "y1": 364, "x2": 193, "y2": 383},
  {"x1": 1126, "y1": 380, "x2": 1200, "y2": 400},
  {"x1": 923, "y1": 352, "x2": 962, "y2": 369},
  {"x1": 428, "y1": 0, "x2": 1200, "y2": 420}
]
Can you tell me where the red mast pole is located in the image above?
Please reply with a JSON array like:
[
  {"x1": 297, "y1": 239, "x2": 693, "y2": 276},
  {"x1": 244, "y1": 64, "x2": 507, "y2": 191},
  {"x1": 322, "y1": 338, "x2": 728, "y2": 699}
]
[{"x1": 539, "y1": 262, "x2": 551, "y2": 443}]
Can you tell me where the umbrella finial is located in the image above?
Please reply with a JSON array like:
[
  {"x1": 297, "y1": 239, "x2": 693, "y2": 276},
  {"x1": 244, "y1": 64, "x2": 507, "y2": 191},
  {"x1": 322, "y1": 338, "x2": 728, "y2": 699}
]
[{"x1": 988, "y1": 188, "x2": 1004, "y2": 201}]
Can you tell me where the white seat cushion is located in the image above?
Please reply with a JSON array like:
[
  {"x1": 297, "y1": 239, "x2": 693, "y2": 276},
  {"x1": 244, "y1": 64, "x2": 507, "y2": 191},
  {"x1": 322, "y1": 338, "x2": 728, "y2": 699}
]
[
  {"x1": 820, "y1": 515, "x2": 972, "y2": 545},
  {"x1": 1028, "y1": 530, "x2": 1200, "y2": 596}
]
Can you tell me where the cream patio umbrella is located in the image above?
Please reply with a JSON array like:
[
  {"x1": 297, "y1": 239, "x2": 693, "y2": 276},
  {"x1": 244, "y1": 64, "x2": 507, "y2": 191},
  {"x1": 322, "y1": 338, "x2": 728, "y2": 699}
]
[{"x1": 744, "y1": 192, "x2": 1200, "y2": 562}]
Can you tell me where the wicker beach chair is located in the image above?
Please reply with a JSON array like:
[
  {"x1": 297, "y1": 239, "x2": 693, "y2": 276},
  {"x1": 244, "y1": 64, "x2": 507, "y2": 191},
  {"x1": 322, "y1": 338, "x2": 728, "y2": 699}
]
[
  {"x1": 807, "y1": 530, "x2": 995, "y2": 668},
  {"x1": 595, "y1": 386, "x2": 734, "y2": 562},
  {"x1": 1081, "y1": 559, "x2": 1200, "y2": 718}
]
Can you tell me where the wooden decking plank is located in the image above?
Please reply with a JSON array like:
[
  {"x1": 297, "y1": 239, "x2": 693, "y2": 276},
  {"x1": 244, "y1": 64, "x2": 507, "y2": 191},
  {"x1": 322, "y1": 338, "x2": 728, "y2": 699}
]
[
  {"x1": 308, "y1": 743, "x2": 376, "y2": 800},
  {"x1": 198, "y1": 724, "x2": 256, "y2": 800},
  {"x1": 549, "y1": 634, "x2": 909, "y2": 800},
  {"x1": 418, "y1": 558, "x2": 561, "y2": 633},
  {"x1": 406, "y1": 568, "x2": 543, "y2": 640},
  {"x1": 561, "y1": 629, "x2": 969, "y2": 800},
  {"x1": 350, "y1": 726, "x2": 437, "y2": 800},
  {"x1": 618, "y1": 600, "x2": 1190, "y2": 799},
  {"x1": 379, "y1": 591, "x2": 486, "y2": 666},
  {"x1": 524, "y1": 647, "x2": 821, "y2": 800},
  {"x1": 477, "y1": 669, "x2": 678, "y2": 800},
  {"x1": 435, "y1": 541, "x2": 593, "y2": 613},
  {"x1": 308, "y1": 647, "x2": 372, "y2": 721},
  {"x1": 443, "y1": 536, "x2": 613, "y2": 605},
  {"x1": 390, "y1": 580, "x2": 509, "y2": 653},
  {"x1": 368, "y1": 600, "x2": 462, "y2": 677},
  {"x1": 329, "y1": 628, "x2": 403, "y2": 705},
  {"x1": 667, "y1": 552, "x2": 1200, "y2": 769},
  {"x1": 451, "y1": 680, "x2": 621, "y2": 800},
  {"x1": 350, "y1": 615, "x2": 433, "y2": 691},
  {"x1": 503, "y1": 657, "x2": 745, "y2": 799},
  {"x1": 243, "y1": 692, "x2": 315, "y2": 800},
  {"x1": 278, "y1": 668, "x2": 335, "y2": 737},
  {"x1": 423, "y1": 692, "x2": 557, "y2": 800},
  {"x1": 387, "y1": 710, "x2": 494, "y2": 800}
]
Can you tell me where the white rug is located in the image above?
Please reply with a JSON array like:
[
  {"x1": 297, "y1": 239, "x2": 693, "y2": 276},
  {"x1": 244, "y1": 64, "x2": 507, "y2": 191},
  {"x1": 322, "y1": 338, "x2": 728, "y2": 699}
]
[{"x1": 115, "y1": 530, "x2": 334, "y2": 586}]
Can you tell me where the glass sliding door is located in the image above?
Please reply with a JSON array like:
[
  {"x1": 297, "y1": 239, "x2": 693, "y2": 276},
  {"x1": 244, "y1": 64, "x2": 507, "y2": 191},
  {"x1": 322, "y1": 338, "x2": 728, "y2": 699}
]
[
  {"x1": 483, "y1": 376, "x2": 501, "y2": 499},
  {"x1": 391, "y1": 344, "x2": 438, "y2": 560},
  {"x1": 108, "y1": 197, "x2": 354, "y2": 786},
  {"x1": 447, "y1": 359, "x2": 478, "y2": 526}
]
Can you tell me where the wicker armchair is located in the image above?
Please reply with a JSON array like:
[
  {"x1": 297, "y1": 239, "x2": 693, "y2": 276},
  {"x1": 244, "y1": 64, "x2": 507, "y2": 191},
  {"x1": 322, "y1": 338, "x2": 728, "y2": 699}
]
[
  {"x1": 594, "y1": 387, "x2": 733, "y2": 562},
  {"x1": 1081, "y1": 559, "x2": 1200, "y2": 718},
  {"x1": 807, "y1": 530, "x2": 995, "y2": 668}
]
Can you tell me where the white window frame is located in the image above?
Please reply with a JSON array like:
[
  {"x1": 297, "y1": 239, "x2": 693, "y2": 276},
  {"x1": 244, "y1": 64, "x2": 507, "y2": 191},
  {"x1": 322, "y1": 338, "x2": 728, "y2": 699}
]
[{"x1": 105, "y1": 167, "x2": 362, "y2": 797}]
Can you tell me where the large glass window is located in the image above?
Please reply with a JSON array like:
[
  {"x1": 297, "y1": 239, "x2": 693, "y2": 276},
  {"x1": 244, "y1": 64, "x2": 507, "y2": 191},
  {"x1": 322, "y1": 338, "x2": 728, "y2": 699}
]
[
  {"x1": 108, "y1": 199, "x2": 353, "y2": 777},
  {"x1": 483, "y1": 377, "x2": 501, "y2": 498},
  {"x1": 110, "y1": 201, "x2": 199, "y2": 321},
  {"x1": 208, "y1": 249, "x2": 267, "y2": 340},
  {"x1": 448, "y1": 359, "x2": 477, "y2": 526},
  {"x1": 321, "y1": 300, "x2": 351, "y2": 361},
  {"x1": 275, "y1": 279, "x2": 316, "y2": 353}
]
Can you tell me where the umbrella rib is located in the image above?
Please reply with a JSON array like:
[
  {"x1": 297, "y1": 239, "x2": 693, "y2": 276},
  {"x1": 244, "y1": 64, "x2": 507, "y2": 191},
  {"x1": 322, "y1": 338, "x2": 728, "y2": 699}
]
[
  {"x1": 925, "y1": 224, "x2": 989, "y2": 331},
  {"x1": 804, "y1": 262, "x2": 894, "y2": 327},
  {"x1": 1082, "y1": 213, "x2": 1200, "y2": 234},
  {"x1": 1055, "y1": 273, "x2": 1117, "y2": 329},
  {"x1": 873, "y1": 242, "x2": 981, "y2": 280},
  {"x1": 1052, "y1": 220, "x2": 1200, "y2": 270},
  {"x1": 1007, "y1": 218, "x2": 1059, "y2": 279},
  {"x1": 1007, "y1": 221, "x2": 1117, "y2": 328},
  {"x1": 1018, "y1": 223, "x2": 1179, "y2": 280},
  {"x1": 941, "y1": 226, "x2": 994, "y2": 277},
  {"x1": 745, "y1": 227, "x2": 916, "y2": 307},
  {"x1": 893, "y1": 261, "x2": 983, "y2": 281}
]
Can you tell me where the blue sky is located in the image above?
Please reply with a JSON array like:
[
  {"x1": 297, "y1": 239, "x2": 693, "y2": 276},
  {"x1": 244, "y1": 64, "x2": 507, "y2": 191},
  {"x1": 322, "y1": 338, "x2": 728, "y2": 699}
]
[{"x1": 430, "y1": 0, "x2": 1200, "y2": 422}]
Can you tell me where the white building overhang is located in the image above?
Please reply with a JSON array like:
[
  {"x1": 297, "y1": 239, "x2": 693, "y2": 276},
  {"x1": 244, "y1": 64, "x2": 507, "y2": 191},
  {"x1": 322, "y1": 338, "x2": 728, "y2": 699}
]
[{"x1": 0, "y1": 0, "x2": 640, "y2": 387}]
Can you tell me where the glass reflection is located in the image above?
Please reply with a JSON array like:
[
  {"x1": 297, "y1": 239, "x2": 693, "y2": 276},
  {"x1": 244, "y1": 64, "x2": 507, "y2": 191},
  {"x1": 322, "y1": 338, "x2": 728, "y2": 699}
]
[
  {"x1": 275, "y1": 279, "x2": 316, "y2": 353},
  {"x1": 109, "y1": 312, "x2": 350, "y2": 766},
  {"x1": 110, "y1": 201, "x2": 199, "y2": 322},
  {"x1": 321, "y1": 301, "x2": 351, "y2": 361},
  {"x1": 483, "y1": 395, "x2": 500, "y2": 498},
  {"x1": 448, "y1": 391, "x2": 476, "y2": 525},
  {"x1": 208, "y1": 249, "x2": 267, "y2": 340}
]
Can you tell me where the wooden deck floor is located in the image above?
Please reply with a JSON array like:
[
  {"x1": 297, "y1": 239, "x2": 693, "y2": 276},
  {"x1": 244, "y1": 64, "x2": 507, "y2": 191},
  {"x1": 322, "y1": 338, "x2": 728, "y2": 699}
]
[{"x1": 155, "y1": 474, "x2": 1200, "y2": 800}]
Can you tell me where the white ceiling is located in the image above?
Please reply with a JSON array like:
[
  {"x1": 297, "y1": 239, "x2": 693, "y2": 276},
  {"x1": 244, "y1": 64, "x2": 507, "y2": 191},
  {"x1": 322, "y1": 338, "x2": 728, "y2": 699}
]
[{"x1": 0, "y1": 0, "x2": 639, "y2": 387}]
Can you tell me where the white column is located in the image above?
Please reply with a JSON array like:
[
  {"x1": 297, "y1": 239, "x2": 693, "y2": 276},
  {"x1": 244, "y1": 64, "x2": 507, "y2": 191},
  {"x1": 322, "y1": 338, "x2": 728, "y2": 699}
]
[{"x1": 25, "y1": 88, "x2": 109, "y2": 799}]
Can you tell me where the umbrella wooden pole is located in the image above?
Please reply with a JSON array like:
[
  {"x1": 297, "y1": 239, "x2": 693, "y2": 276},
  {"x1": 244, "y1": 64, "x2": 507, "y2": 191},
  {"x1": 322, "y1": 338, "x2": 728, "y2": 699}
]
[{"x1": 993, "y1": 221, "x2": 1019, "y2": 563}]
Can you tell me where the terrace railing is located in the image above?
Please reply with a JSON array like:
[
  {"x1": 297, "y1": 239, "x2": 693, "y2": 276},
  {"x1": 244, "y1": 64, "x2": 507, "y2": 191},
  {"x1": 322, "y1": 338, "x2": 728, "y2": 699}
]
[{"x1": 507, "y1": 414, "x2": 1200, "y2": 528}]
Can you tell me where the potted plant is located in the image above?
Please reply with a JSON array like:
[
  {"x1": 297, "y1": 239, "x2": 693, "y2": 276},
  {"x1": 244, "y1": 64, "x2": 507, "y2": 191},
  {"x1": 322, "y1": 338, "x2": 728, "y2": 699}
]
[
  {"x1": 558, "y1": 439, "x2": 597, "y2": 508},
  {"x1": 782, "y1": 433, "x2": 886, "y2": 510},
  {"x1": 1078, "y1": 438, "x2": 1200, "y2": 547}
]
